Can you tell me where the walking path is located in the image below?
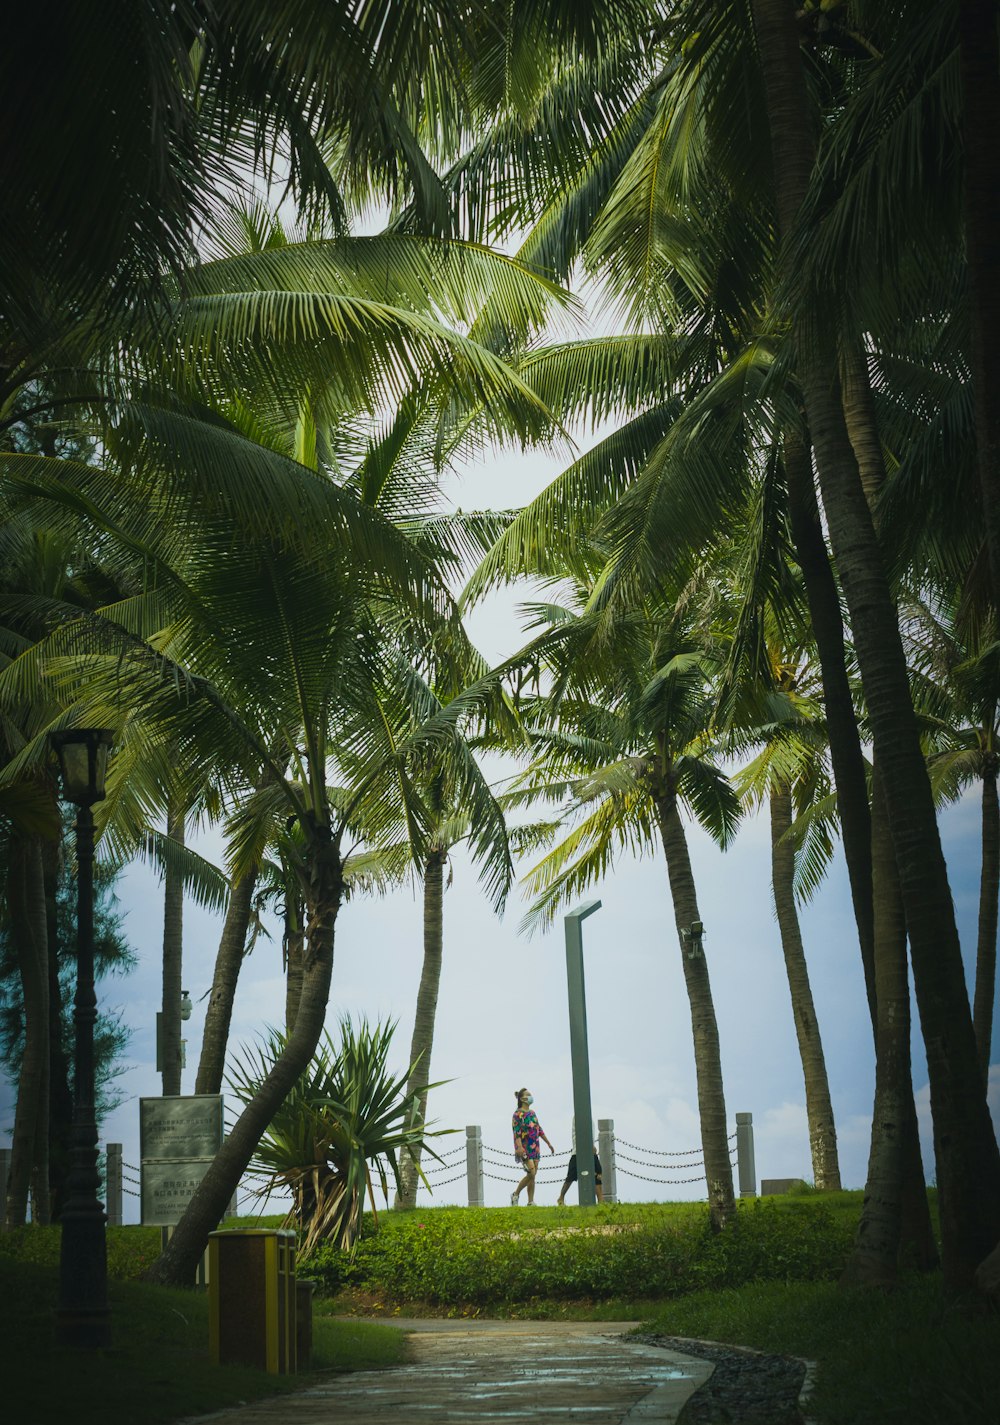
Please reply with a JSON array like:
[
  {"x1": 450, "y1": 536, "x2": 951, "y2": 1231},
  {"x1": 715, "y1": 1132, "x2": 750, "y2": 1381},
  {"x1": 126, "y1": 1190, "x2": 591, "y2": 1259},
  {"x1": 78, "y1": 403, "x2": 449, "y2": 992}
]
[{"x1": 185, "y1": 1319, "x2": 715, "y2": 1424}]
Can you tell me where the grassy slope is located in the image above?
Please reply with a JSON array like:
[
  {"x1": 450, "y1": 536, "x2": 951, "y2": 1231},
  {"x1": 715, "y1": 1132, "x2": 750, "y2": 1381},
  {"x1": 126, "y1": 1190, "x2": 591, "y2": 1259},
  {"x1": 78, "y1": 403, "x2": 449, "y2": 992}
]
[
  {"x1": 5, "y1": 1196, "x2": 998, "y2": 1424},
  {"x1": 646, "y1": 1277, "x2": 1000, "y2": 1425},
  {"x1": 0, "y1": 1255, "x2": 407, "y2": 1425}
]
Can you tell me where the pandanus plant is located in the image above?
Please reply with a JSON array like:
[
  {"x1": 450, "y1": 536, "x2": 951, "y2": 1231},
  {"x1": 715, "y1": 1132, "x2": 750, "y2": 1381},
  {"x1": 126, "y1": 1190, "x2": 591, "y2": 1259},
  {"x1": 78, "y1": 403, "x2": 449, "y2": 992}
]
[{"x1": 226, "y1": 1017, "x2": 449, "y2": 1254}]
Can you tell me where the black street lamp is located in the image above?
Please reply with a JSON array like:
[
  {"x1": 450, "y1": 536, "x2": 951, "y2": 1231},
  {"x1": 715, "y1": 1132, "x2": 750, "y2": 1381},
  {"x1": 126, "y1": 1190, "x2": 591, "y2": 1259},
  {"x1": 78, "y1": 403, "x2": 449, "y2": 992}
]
[{"x1": 50, "y1": 727, "x2": 114, "y2": 1349}]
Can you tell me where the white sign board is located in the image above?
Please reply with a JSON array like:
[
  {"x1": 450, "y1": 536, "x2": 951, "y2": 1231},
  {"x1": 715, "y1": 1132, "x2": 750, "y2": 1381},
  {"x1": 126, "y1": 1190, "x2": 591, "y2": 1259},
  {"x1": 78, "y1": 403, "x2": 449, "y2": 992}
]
[
  {"x1": 141, "y1": 1157, "x2": 215, "y2": 1227},
  {"x1": 140, "y1": 1094, "x2": 224, "y2": 1161},
  {"x1": 140, "y1": 1095, "x2": 225, "y2": 1226}
]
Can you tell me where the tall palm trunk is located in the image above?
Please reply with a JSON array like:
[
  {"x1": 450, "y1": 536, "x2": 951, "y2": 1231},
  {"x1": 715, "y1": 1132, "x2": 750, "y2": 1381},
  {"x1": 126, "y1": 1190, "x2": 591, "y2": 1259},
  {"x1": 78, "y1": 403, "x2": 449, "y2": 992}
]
[
  {"x1": 769, "y1": 782, "x2": 841, "y2": 1190},
  {"x1": 784, "y1": 430, "x2": 876, "y2": 1022},
  {"x1": 194, "y1": 868, "x2": 259, "y2": 1095},
  {"x1": 160, "y1": 802, "x2": 185, "y2": 1097},
  {"x1": 396, "y1": 847, "x2": 447, "y2": 1209},
  {"x1": 751, "y1": 0, "x2": 1000, "y2": 1288},
  {"x1": 845, "y1": 767, "x2": 937, "y2": 1283},
  {"x1": 284, "y1": 891, "x2": 305, "y2": 1033},
  {"x1": 959, "y1": 0, "x2": 1000, "y2": 617},
  {"x1": 4, "y1": 838, "x2": 50, "y2": 1228},
  {"x1": 147, "y1": 835, "x2": 344, "y2": 1287},
  {"x1": 842, "y1": 343, "x2": 938, "y2": 1274},
  {"x1": 654, "y1": 789, "x2": 735, "y2": 1229},
  {"x1": 974, "y1": 757, "x2": 999, "y2": 1083}
]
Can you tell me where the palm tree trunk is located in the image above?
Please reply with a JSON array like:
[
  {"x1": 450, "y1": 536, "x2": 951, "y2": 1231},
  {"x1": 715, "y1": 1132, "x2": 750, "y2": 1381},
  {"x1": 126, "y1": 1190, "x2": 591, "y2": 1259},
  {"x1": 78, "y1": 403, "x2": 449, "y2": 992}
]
[
  {"x1": 654, "y1": 790, "x2": 735, "y2": 1229},
  {"x1": 751, "y1": 0, "x2": 1000, "y2": 1289},
  {"x1": 846, "y1": 765, "x2": 937, "y2": 1283},
  {"x1": 841, "y1": 338, "x2": 938, "y2": 1272},
  {"x1": 285, "y1": 892, "x2": 305, "y2": 1033},
  {"x1": 959, "y1": 0, "x2": 1000, "y2": 617},
  {"x1": 145, "y1": 836, "x2": 344, "y2": 1287},
  {"x1": 396, "y1": 848, "x2": 447, "y2": 1209},
  {"x1": 841, "y1": 344, "x2": 886, "y2": 507},
  {"x1": 974, "y1": 761, "x2": 999, "y2": 1083},
  {"x1": 784, "y1": 429, "x2": 876, "y2": 1024},
  {"x1": 769, "y1": 782, "x2": 841, "y2": 1190},
  {"x1": 194, "y1": 868, "x2": 258, "y2": 1096},
  {"x1": 160, "y1": 801, "x2": 185, "y2": 1097},
  {"x1": 4, "y1": 838, "x2": 50, "y2": 1228}
]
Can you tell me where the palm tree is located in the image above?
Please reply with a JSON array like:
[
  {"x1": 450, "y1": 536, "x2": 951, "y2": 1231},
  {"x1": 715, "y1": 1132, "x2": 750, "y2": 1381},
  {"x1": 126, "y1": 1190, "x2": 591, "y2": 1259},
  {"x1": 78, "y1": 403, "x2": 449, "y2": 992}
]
[
  {"x1": 733, "y1": 660, "x2": 842, "y2": 1192},
  {"x1": 749, "y1": 0, "x2": 1000, "y2": 1288},
  {"x1": 0, "y1": 218, "x2": 557, "y2": 1289},
  {"x1": 383, "y1": 699, "x2": 515, "y2": 1211},
  {"x1": 906, "y1": 591, "x2": 1000, "y2": 1085},
  {"x1": 502, "y1": 593, "x2": 739, "y2": 1229},
  {"x1": 158, "y1": 798, "x2": 186, "y2": 1097},
  {"x1": 958, "y1": 0, "x2": 1000, "y2": 618}
]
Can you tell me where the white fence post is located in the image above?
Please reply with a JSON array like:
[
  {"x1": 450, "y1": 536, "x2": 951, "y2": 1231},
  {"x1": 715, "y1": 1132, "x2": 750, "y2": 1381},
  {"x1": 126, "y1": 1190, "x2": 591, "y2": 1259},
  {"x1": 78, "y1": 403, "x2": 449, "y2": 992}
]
[
  {"x1": 105, "y1": 1143, "x2": 123, "y2": 1226},
  {"x1": 597, "y1": 1119, "x2": 617, "y2": 1204},
  {"x1": 466, "y1": 1124, "x2": 484, "y2": 1207},
  {"x1": 736, "y1": 1112, "x2": 756, "y2": 1197}
]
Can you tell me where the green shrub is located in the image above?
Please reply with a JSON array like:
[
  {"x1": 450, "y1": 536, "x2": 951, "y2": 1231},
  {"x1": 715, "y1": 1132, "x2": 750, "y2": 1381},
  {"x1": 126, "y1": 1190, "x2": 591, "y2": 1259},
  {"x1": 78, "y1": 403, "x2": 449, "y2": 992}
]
[
  {"x1": 300, "y1": 1196, "x2": 861, "y2": 1307},
  {"x1": 0, "y1": 1224, "x2": 163, "y2": 1280}
]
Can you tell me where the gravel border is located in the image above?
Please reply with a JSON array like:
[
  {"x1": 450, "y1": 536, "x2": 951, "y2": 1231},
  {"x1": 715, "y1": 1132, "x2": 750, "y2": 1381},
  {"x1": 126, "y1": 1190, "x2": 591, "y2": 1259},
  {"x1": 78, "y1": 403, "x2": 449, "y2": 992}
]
[{"x1": 635, "y1": 1332, "x2": 814, "y2": 1424}]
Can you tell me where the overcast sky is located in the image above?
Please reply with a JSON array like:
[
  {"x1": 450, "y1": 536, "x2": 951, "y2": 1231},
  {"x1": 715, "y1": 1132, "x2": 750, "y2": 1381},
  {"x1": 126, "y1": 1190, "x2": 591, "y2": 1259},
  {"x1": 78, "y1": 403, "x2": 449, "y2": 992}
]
[{"x1": 4, "y1": 437, "x2": 997, "y2": 1223}]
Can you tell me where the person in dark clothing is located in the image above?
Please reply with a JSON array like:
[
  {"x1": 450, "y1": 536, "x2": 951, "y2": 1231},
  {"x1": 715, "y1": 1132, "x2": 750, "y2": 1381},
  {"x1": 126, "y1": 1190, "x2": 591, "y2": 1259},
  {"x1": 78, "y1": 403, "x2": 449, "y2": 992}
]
[{"x1": 556, "y1": 1144, "x2": 604, "y2": 1205}]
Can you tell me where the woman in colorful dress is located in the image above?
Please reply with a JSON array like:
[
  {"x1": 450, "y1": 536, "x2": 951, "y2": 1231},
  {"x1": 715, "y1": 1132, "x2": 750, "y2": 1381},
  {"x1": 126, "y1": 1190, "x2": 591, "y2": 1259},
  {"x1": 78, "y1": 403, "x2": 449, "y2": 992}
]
[{"x1": 511, "y1": 1086, "x2": 555, "y2": 1205}]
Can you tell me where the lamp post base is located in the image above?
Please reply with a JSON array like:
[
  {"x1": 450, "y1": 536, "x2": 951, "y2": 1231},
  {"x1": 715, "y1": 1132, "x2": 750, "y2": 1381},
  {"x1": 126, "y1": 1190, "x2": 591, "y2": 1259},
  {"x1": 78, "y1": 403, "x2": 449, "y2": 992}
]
[
  {"x1": 55, "y1": 1307, "x2": 112, "y2": 1350},
  {"x1": 57, "y1": 1199, "x2": 111, "y2": 1349}
]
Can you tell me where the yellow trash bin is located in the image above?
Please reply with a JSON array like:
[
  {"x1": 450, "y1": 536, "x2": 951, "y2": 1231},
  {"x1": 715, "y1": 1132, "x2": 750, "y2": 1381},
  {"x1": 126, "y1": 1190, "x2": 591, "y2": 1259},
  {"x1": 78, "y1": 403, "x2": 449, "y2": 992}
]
[{"x1": 208, "y1": 1229, "x2": 297, "y2": 1374}]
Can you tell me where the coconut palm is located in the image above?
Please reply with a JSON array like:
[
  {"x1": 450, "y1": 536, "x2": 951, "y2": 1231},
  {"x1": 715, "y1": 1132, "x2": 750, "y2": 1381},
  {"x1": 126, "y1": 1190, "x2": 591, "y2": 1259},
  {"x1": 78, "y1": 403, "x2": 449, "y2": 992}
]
[
  {"x1": 362, "y1": 691, "x2": 516, "y2": 1213},
  {"x1": 906, "y1": 590, "x2": 1000, "y2": 1085},
  {"x1": 0, "y1": 247, "x2": 553, "y2": 1286},
  {"x1": 500, "y1": 590, "x2": 739, "y2": 1229},
  {"x1": 748, "y1": 0, "x2": 1000, "y2": 1284},
  {"x1": 732, "y1": 657, "x2": 842, "y2": 1192}
]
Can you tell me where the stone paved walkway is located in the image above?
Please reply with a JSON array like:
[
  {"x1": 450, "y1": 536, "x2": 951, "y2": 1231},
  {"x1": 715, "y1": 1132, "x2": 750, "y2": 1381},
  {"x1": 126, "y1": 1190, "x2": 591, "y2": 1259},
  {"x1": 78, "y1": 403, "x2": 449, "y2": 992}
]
[{"x1": 183, "y1": 1320, "x2": 714, "y2": 1425}]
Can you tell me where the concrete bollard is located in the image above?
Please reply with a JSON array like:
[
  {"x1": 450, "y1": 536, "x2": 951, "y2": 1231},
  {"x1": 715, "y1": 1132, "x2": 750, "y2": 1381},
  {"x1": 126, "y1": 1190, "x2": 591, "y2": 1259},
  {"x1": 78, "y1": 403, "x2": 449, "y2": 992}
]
[
  {"x1": 106, "y1": 1143, "x2": 123, "y2": 1226},
  {"x1": 736, "y1": 1112, "x2": 756, "y2": 1197},
  {"x1": 466, "y1": 1125, "x2": 484, "y2": 1207},
  {"x1": 597, "y1": 1119, "x2": 617, "y2": 1204}
]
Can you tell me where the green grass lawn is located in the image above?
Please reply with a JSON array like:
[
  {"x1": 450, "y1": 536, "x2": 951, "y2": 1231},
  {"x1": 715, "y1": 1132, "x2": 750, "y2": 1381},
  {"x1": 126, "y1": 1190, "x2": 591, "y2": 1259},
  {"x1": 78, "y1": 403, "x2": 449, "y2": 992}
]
[
  {"x1": 0, "y1": 1253, "x2": 408, "y2": 1425},
  {"x1": 4, "y1": 1194, "x2": 995, "y2": 1425},
  {"x1": 643, "y1": 1276, "x2": 1000, "y2": 1425}
]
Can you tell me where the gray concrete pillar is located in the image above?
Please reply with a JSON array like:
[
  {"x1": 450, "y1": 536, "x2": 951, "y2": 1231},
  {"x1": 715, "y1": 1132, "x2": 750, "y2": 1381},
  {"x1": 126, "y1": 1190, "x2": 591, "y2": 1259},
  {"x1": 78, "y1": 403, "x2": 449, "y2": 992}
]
[
  {"x1": 466, "y1": 1125, "x2": 484, "y2": 1207},
  {"x1": 105, "y1": 1143, "x2": 123, "y2": 1226},
  {"x1": 597, "y1": 1119, "x2": 617, "y2": 1204},
  {"x1": 736, "y1": 1112, "x2": 756, "y2": 1197}
]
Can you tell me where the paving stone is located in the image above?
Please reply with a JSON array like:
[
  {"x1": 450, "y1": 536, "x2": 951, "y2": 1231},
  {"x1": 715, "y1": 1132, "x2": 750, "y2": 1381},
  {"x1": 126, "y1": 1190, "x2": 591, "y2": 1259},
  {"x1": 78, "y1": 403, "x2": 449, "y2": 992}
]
[{"x1": 179, "y1": 1320, "x2": 714, "y2": 1424}]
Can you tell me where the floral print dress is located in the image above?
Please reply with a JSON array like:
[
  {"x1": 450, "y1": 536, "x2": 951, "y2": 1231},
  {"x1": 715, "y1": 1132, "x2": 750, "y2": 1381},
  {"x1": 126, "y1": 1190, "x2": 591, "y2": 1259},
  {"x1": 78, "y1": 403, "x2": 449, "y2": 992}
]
[{"x1": 512, "y1": 1107, "x2": 542, "y2": 1161}]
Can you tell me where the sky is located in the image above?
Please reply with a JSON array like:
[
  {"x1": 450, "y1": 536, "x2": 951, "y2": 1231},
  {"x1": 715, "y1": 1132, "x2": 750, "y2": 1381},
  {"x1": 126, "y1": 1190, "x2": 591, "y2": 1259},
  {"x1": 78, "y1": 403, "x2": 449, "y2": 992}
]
[{"x1": 3, "y1": 437, "x2": 997, "y2": 1223}]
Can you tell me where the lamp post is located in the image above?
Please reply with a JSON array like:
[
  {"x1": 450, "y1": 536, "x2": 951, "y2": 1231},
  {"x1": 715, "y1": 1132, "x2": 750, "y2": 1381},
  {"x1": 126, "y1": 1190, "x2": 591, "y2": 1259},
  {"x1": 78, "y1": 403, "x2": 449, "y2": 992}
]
[
  {"x1": 50, "y1": 727, "x2": 113, "y2": 1348},
  {"x1": 564, "y1": 899, "x2": 602, "y2": 1207}
]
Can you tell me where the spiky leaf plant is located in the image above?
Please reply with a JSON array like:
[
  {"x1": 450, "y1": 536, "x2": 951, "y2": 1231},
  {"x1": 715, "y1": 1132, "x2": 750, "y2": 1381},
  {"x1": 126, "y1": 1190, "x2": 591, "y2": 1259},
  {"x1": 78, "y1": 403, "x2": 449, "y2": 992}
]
[{"x1": 226, "y1": 1016, "x2": 449, "y2": 1254}]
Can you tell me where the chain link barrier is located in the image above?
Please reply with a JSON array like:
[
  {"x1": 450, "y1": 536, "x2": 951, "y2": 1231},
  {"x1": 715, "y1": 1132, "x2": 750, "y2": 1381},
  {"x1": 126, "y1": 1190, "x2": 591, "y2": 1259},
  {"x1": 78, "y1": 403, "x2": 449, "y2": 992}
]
[
  {"x1": 616, "y1": 1151, "x2": 703, "y2": 1169},
  {"x1": 419, "y1": 1169, "x2": 467, "y2": 1189},
  {"x1": 114, "y1": 1125, "x2": 746, "y2": 1210}
]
